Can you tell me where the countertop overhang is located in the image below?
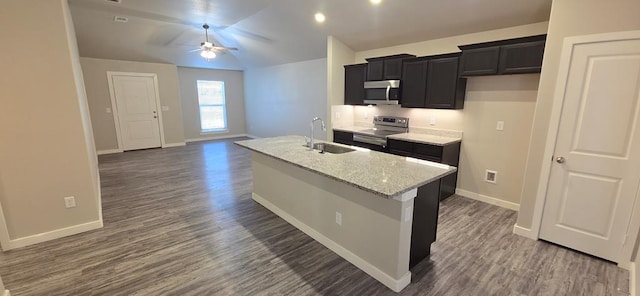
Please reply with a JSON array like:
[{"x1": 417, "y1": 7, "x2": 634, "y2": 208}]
[{"x1": 235, "y1": 136, "x2": 457, "y2": 200}]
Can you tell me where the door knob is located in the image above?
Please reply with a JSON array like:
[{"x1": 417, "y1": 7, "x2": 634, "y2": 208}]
[{"x1": 556, "y1": 156, "x2": 566, "y2": 164}]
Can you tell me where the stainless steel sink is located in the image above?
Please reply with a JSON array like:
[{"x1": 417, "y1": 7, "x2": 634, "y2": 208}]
[{"x1": 305, "y1": 143, "x2": 356, "y2": 154}]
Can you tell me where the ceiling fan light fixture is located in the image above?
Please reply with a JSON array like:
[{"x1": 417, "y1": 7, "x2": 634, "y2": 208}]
[
  {"x1": 370, "y1": 0, "x2": 382, "y2": 5},
  {"x1": 200, "y1": 50, "x2": 217, "y2": 60}
]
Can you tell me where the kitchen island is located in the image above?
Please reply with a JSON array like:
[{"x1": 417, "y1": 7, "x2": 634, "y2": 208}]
[{"x1": 235, "y1": 136, "x2": 456, "y2": 292}]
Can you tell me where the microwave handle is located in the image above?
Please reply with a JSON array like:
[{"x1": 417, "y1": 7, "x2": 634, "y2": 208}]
[{"x1": 385, "y1": 85, "x2": 390, "y2": 103}]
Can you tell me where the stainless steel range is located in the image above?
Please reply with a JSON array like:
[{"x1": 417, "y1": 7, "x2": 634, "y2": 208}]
[{"x1": 352, "y1": 116, "x2": 409, "y2": 151}]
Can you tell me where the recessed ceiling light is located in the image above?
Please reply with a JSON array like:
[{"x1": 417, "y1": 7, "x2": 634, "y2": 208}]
[
  {"x1": 370, "y1": 0, "x2": 382, "y2": 5},
  {"x1": 314, "y1": 12, "x2": 326, "y2": 23}
]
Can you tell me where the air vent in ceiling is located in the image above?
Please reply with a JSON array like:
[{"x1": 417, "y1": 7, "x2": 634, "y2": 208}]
[
  {"x1": 113, "y1": 16, "x2": 128, "y2": 23},
  {"x1": 105, "y1": 0, "x2": 122, "y2": 3}
]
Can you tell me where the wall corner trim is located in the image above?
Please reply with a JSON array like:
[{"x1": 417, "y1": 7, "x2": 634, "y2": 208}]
[
  {"x1": 631, "y1": 261, "x2": 638, "y2": 296},
  {"x1": 455, "y1": 189, "x2": 520, "y2": 211},
  {"x1": 512, "y1": 224, "x2": 538, "y2": 240},
  {"x1": 3, "y1": 220, "x2": 103, "y2": 251},
  {"x1": 252, "y1": 192, "x2": 411, "y2": 292}
]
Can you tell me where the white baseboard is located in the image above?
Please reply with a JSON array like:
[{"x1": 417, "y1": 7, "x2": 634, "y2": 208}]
[
  {"x1": 4, "y1": 220, "x2": 103, "y2": 250},
  {"x1": 162, "y1": 142, "x2": 186, "y2": 148},
  {"x1": 185, "y1": 134, "x2": 251, "y2": 143},
  {"x1": 252, "y1": 192, "x2": 411, "y2": 292},
  {"x1": 512, "y1": 224, "x2": 538, "y2": 240},
  {"x1": 96, "y1": 149, "x2": 122, "y2": 155},
  {"x1": 455, "y1": 188, "x2": 520, "y2": 211}
]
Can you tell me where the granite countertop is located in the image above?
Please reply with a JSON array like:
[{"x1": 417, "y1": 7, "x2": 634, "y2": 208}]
[
  {"x1": 387, "y1": 133, "x2": 461, "y2": 146},
  {"x1": 235, "y1": 135, "x2": 456, "y2": 200},
  {"x1": 332, "y1": 126, "x2": 369, "y2": 133}
]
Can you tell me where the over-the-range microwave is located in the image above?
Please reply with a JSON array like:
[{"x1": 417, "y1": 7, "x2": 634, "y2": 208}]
[{"x1": 363, "y1": 80, "x2": 400, "y2": 105}]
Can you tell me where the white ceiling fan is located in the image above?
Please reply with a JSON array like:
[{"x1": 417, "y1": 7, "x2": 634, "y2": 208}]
[{"x1": 191, "y1": 24, "x2": 238, "y2": 60}]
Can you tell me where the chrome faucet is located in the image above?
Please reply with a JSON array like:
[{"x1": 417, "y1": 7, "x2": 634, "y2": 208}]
[{"x1": 309, "y1": 117, "x2": 326, "y2": 150}]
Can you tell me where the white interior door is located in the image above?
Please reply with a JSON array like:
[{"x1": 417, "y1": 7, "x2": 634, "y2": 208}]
[
  {"x1": 112, "y1": 75, "x2": 162, "y2": 151},
  {"x1": 540, "y1": 35, "x2": 640, "y2": 262}
]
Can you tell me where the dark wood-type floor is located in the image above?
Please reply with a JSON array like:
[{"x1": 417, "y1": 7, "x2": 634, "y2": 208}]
[{"x1": 0, "y1": 138, "x2": 629, "y2": 295}]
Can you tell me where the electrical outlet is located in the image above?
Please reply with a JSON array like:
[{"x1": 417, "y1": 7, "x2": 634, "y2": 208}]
[
  {"x1": 64, "y1": 196, "x2": 76, "y2": 208},
  {"x1": 364, "y1": 112, "x2": 369, "y2": 119},
  {"x1": 335, "y1": 111, "x2": 341, "y2": 119},
  {"x1": 404, "y1": 207, "x2": 412, "y2": 222},
  {"x1": 485, "y1": 170, "x2": 497, "y2": 184},
  {"x1": 106, "y1": 107, "x2": 112, "y2": 114},
  {"x1": 429, "y1": 117, "x2": 436, "y2": 126},
  {"x1": 335, "y1": 212, "x2": 342, "y2": 226},
  {"x1": 162, "y1": 106, "x2": 170, "y2": 111},
  {"x1": 496, "y1": 121, "x2": 505, "y2": 131}
]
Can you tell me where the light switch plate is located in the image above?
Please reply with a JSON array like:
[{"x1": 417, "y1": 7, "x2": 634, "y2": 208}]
[
  {"x1": 162, "y1": 106, "x2": 170, "y2": 111},
  {"x1": 429, "y1": 117, "x2": 436, "y2": 126},
  {"x1": 496, "y1": 121, "x2": 505, "y2": 131},
  {"x1": 106, "y1": 107, "x2": 112, "y2": 114},
  {"x1": 64, "y1": 196, "x2": 76, "y2": 208}
]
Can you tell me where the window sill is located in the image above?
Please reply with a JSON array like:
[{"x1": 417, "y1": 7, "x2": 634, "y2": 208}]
[{"x1": 200, "y1": 129, "x2": 229, "y2": 135}]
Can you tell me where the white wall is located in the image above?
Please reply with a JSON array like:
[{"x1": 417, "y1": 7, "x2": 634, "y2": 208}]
[
  {"x1": 0, "y1": 0, "x2": 101, "y2": 244},
  {"x1": 178, "y1": 67, "x2": 247, "y2": 141},
  {"x1": 80, "y1": 57, "x2": 186, "y2": 151},
  {"x1": 244, "y1": 58, "x2": 328, "y2": 139},
  {"x1": 331, "y1": 23, "x2": 547, "y2": 206},
  {"x1": 516, "y1": 0, "x2": 640, "y2": 231},
  {"x1": 327, "y1": 36, "x2": 356, "y2": 140}
]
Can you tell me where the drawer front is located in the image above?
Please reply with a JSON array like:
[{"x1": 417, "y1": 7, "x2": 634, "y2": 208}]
[
  {"x1": 333, "y1": 131, "x2": 353, "y2": 145},
  {"x1": 388, "y1": 139, "x2": 413, "y2": 153},
  {"x1": 414, "y1": 143, "x2": 443, "y2": 158}
]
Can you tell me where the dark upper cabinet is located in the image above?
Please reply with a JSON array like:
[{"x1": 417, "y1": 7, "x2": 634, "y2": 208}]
[
  {"x1": 459, "y1": 46, "x2": 500, "y2": 76},
  {"x1": 499, "y1": 40, "x2": 545, "y2": 74},
  {"x1": 399, "y1": 60, "x2": 429, "y2": 108},
  {"x1": 400, "y1": 53, "x2": 466, "y2": 109},
  {"x1": 365, "y1": 54, "x2": 416, "y2": 81},
  {"x1": 383, "y1": 58, "x2": 404, "y2": 80},
  {"x1": 344, "y1": 64, "x2": 367, "y2": 105},
  {"x1": 366, "y1": 60, "x2": 384, "y2": 81},
  {"x1": 425, "y1": 57, "x2": 466, "y2": 109},
  {"x1": 459, "y1": 35, "x2": 547, "y2": 77}
]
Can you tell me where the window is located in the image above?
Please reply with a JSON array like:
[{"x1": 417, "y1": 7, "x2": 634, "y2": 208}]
[{"x1": 197, "y1": 80, "x2": 227, "y2": 132}]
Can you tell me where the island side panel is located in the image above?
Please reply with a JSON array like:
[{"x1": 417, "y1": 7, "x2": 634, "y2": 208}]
[{"x1": 251, "y1": 152, "x2": 413, "y2": 291}]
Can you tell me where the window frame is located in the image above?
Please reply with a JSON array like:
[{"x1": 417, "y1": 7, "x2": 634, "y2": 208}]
[{"x1": 196, "y1": 80, "x2": 228, "y2": 133}]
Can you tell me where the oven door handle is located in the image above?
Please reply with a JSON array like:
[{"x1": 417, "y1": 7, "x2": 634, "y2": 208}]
[{"x1": 353, "y1": 134, "x2": 387, "y2": 148}]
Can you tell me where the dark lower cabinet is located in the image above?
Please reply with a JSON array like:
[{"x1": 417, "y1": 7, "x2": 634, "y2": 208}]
[
  {"x1": 410, "y1": 179, "x2": 440, "y2": 268},
  {"x1": 344, "y1": 64, "x2": 366, "y2": 105},
  {"x1": 388, "y1": 139, "x2": 461, "y2": 201},
  {"x1": 333, "y1": 130, "x2": 353, "y2": 146}
]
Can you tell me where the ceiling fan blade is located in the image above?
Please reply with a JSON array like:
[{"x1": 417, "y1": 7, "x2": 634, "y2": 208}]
[
  {"x1": 211, "y1": 46, "x2": 238, "y2": 51},
  {"x1": 188, "y1": 48, "x2": 203, "y2": 52}
]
